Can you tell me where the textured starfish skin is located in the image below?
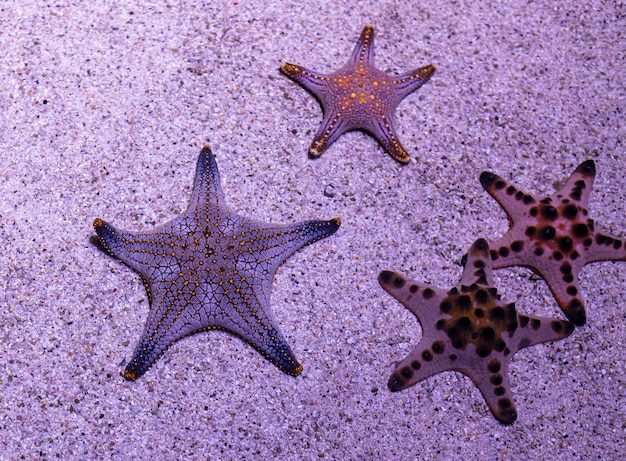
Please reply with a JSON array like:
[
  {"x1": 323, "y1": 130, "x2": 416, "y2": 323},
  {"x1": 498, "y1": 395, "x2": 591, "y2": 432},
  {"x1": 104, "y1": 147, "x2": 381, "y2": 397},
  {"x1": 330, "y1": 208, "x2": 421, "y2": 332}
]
[
  {"x1": 94, "y1": 147, "x2": 341, "y2": 380},
  {"x1": 380, "y1": 239, "x2": 573, "y2": 424},
  {"x1": 281, "y1": 25, "x2": 435, "y2": 163},
  {"x1": 480, "y1": 160, "x2": 626, "y2": 326}
]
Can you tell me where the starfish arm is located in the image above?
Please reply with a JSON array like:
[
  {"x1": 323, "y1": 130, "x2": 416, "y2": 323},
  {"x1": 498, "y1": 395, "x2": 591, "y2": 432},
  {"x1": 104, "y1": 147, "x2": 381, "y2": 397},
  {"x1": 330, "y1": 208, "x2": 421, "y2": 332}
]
[
  {"x1": 461, "y1": 357, "x2": 518, "y2": 424},
  {"x1": 246, "y1": 217, "x2": 341, "y2": 273},
  {"x1": 187, "y1": 146, "x2": 227, "y2": 225},
  {"x1": 480, "y1": 171, "x2": 536, "y2": 225},
  {"x1": 309, "y1": 111, "x2": 354, "y2": 157},
  {"x1": 387, "y1": 338, "x2": 457, "y2": 391},
  {"x1": 378, "y1": 270, "x2": 448, "y2": 326},
  {"x1": 364, "y1": 114, "x2": 411, "y2": 163},
  {"x1": 555, "y1": 160, "x2": 596, "y2": 206},
  {"x1": 586, "y1": 232, "x2": 626, "y2": 262},
  {"x1": 280, "y1": 63, "x2": 331, "y2": 99},
  {"x1": 346, "y1": 25, "x2": 376, "y2": 68},
  {"x1": 389, "y1": 64, "x2": 436, "y2": 104},
  {"x1": 123, "y1": 282, "x2": 302, "y2": 380},
  {"x1": 508, "y1": 313, "x2": 574, "y2": 353},
  {"x1": 93, "y1": 218, "x2": 182, "y2": 280},
  {"x1": 460, "y1": 238, "x2": 495, "y2": 288}
]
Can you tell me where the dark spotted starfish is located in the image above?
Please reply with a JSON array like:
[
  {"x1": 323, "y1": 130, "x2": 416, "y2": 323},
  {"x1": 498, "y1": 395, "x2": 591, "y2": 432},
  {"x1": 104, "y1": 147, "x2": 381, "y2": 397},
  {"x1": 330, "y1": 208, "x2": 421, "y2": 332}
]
[
  {"x1": 281, "y1": 25, "x2": 435, "y2": 163},
  {"x1": 93, "y1": 146, "x2": 340, "y2": 380},
  {"x1": 480, "y1": 160, "x2": 626, "y2": 326},
  {"x1": 379, "y1": 239, "x2": 574, "y2": 424}
]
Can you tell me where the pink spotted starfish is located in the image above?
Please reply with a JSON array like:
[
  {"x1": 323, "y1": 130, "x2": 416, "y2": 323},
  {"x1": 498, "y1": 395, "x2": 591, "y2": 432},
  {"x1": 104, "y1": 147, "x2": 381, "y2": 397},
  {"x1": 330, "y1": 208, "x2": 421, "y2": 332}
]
[
  {"x1": 380, "y1": 238, "x2": 574, "y2": 424},
  {"x1": 481, "y1": 160, "x2": 626, "y2": 326},
  {"x1": 281, "y1": 25, "x2": 435, "y2": 163}
]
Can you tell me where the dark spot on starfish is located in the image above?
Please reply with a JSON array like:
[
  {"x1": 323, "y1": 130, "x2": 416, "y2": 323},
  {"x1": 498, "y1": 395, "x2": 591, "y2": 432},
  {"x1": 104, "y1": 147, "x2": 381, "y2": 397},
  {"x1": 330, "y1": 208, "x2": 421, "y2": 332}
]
[
  {"x1": 530, "y1": 207, "x2": 538, "y2": 217},
  {"x1": 436, "y1": 320, "x2": 445, "y2": 330},
  {"x1": 474, "y1": 259, "x2": 485, "y2": 268},
  {"x1": 515, "y1": 191, "x2": 525, "y2": 201},
  {"x1": 559, "y1": 237, "x2": 573, "y2": 252},
  {"x1": 560, "y1": 262, "x2": 572, "y2": 274},
  {"x1": 432, "y1": 341, "x2": 445, "y2": 354},
  {"x1": 476, "y1": 346, "x2": 490, "y2": 358},
  {"x1": 401, "y1": 366, "x2": 413, "y2": 379},
  {"x1": 475, "y1": 308, "x2": 484, "y2": 318},
  {"x1": 541, "y1": 205, "x2": 558, "y2": 220},
  {"x1": 583, "y1": 238, "x2": 592, "y2": 247},
  {"x1": 530, "y1": 319, "x2": 541, "y2": 330},
  {"x1": 449, "y1": 354, "x2": 457, "y2": 361},
  {"x1": 422, "y1": 350, "x2": 433, "y2": 362},
  {"x1": 563, "y1": 274, "x2": 574, "y2": 283},
  {"x1": 440, "y1": 300, "x2": 452, "y2": 313},
  {"x1": 388, "y1": 374, "x2": 406, "y2": 392},
  {"x1": 570, "y1": 250, "x2": 579, "y2": 260},
  {"x1": 576, "y1": 159, "x2": 595, "y2": 176},
  {"x1": 411, "y1": 360, "x2": 421, "y2": 370},
  {"x1": 614, "y1": 239, "x2": 623, "y2": 249},
  {"x1": 393, "y1": 276, "x2": 405, "y2": 288},
  {"x1": 566, "y1": 299, "x2": 586, "y2": 326},
  {"x1": 457, "y1": 295, "x2": 472, "y2": 311},
  {"x1": 499, "y1": 247, "x2": 510, "y2": 257},
  {"x1": 479, "y1": 172, "x2": 498, "y2": 188},
  {"x1": 523, "y1": 194, "x2": 534, "y2": 205},
  {"x1": 563, "y1": 204, "x2": 578, "y2": 220},
  {"x1": 540, "y1": 226, "x2": 556, "y2": 240},
  {"x1": 511, "y1": 241, "x2": 524, "y2": 252},
  {"x1": 423, "y1": 288, "x2": 435, "y2": 299},
  {"x1": 490, "y1": 249, "x2": 498, "y2": 260},
  {"x1": 553, "y1": 251, "x2": 563, "y2": 261},
  {"x1": 490, "y1": 306, "x2": 505, "y2": 321},
  {"x1": 379, "y1": 271, "x2": 393, "y2": 285},
  {"x1": 567, "y1": 286, "x2": 578, "y2": 295},
  {"x1": 476, "y1": 289, "x2": 489, "y2": 304},
  {"x1": 481, "y1": 327, "x2": 495, "y2": 340},
  {"x1": 491, "y1": 374, "x2": 503, "y2": 385},
  {"x1": 572, "y1": 223, "x2": 588, "y2": 238},
  {"x1": 518, "y1": 315, "x2": 529, "y2": 328},
  {"x1": 506, "y1": 185, "x2": 515, "y2": 195},
  {"x1": 525, "y1": 226, "x2": 536, "y2": 238},
  {"x1": 494, "y1": 386, "x2": 505, "y2": 396},
  {"x1": 488, "y1": 359, "x2": 501, "y2": 373},
  {"x1": 534, "y1": 247, "x2": 544, "y2": 256},
  {"x1": 409, "y1": 284, "x2": 418, "y2": 294}
]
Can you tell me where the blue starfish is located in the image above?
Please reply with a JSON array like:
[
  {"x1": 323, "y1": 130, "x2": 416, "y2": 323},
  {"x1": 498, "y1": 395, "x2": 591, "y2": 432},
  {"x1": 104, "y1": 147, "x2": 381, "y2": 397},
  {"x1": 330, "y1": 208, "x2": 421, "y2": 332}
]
[
  {"x1": 281, "y1": 25, "x2": 435, "y2": 163},
  {"x1": 94, "y1": 147, "x2": 341, "y2": 380},
  {"x1": 380, "y1": 239, "x2": 574, "y2": 424}
]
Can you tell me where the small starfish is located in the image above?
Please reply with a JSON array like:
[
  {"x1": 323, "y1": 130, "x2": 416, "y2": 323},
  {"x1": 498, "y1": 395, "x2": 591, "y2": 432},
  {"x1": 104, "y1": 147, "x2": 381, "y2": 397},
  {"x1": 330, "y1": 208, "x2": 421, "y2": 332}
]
[
  {"x1": 379, "y1": 239, "x2": 574, "y2": 424},
  {"x1": 480, "y1": 160, "x2": 626, "y2": 326},
  {"x1": 281, "y1": 25, "x2": 435, "y2": 163},
  {"x1": 93, "y1": 146, "x2": 340, "y2": 380}
]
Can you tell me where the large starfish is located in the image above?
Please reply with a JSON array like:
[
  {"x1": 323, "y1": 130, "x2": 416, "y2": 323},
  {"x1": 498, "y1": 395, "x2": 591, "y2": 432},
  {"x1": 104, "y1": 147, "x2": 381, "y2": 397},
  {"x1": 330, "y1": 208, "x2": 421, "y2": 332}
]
[
  {"x1": 480, "y1": 160, "x2": 626, "y2": 326},
  {"x1": 93, "y1": 146, "x2": 341, "y2": 380},
  {"x1": 281, "y1": 25, "x2": 435, "y2": 163},
  {"x1": 379, "y1": 239, "x2": 574, "y2": 424}
]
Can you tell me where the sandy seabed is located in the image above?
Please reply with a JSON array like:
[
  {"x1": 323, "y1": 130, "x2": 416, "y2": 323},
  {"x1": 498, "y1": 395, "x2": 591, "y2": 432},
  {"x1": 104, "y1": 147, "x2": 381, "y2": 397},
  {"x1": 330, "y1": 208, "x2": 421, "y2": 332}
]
[{"x1": 0, "y1": 1, "x2": 624, "y2": 459}]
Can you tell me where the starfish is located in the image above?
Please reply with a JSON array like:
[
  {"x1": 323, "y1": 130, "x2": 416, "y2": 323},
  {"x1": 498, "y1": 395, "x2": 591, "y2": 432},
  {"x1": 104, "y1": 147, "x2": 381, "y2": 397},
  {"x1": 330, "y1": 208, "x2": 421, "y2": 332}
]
[
  {"x1": 480, "y1": 160, "x2": 626, "y2": 326},
  {"x1": 280, "y1": 25, "x2": 435, "y2": 163},
  {"x1": 379, "y1": 238, "x2": 574, "y2": 424},
  {"x1": 93, "y1": 146, "x2": 341, "y2": 380}
]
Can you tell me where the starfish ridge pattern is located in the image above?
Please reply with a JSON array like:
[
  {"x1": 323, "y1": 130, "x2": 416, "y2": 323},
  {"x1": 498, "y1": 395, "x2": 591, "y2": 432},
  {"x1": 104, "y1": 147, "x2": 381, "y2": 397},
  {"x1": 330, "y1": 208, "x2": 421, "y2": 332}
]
[
  {"x1": 379, "y1": 239, "x2": 574, "y2": 424},
  {"x1": 94, "y1": 146, "x2": 341, "y2": 380},
  {"x1": 281, "y1": 25, "x2": 435, "y2": 163},
  {"x1": 480, "y1": 160, "x2": 626, "y2": 326}
]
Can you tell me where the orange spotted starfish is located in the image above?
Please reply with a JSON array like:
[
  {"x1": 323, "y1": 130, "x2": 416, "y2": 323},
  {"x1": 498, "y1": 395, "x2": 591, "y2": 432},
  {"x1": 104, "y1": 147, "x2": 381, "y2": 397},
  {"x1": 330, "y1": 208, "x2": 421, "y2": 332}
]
[
  {"x1": 94, "y1": 146, "x2": 340, "y2": 380},
  {"x1": 480, "y1": 160, "x2": 626, "y2": 326},
  {"x1": 281, "y1": 25, "x2": 435, "y2": 163},
  {"x1": 380, "y1": 239, "x2": 574, "y2": 424}
]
